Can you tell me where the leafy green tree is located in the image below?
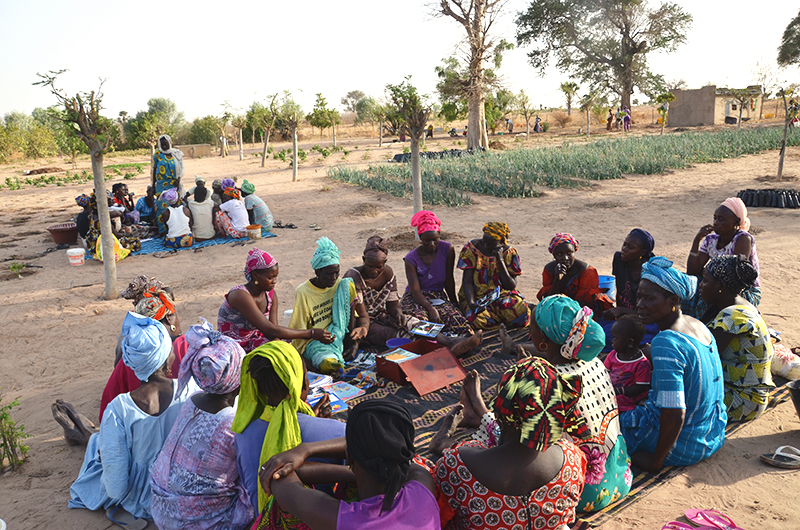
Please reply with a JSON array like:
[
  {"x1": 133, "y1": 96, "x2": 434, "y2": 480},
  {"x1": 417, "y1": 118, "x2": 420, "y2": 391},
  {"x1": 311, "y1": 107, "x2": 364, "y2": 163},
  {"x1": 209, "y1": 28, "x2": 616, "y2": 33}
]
[
  {"x1": 778, "y1": 9, "x2": 800, "y2": 66},
  {"x1": 656, "y1": 92, "x2": 675, "y2": 135},
  {"x1": 386, "y1": 77, "x2": 431, "y2": 213},
  {"x1": 579, "y1": 91, "x2": 597, "y2": 138},
  {"x1": 559, "y1": 81, "x2": 579, "y2": 115},
  {"x1": 342, "y1": 90, "x2": 366, "y2": 126},
  {"x1": 230, "y1": 111, "x2": 247, "y2": 160},
  {"x1": 515, "y1": 90, "x2": 536, "y2": 136},
  {"x1": 188, "y1": 115, "x2": 220, "y2": 145},
  {"x1": 249, "y1": 96, "x2": 280, "y2": 168},
  {"x1": 355, "y1": 96, "x2": 378, "y2": 126},
  {"x1": 35, "y1": 70, "x2": 117, "y2": 300},
  {"x1": 516, "y1": 0, "x2": 692, "y2": 111},
  {"x1": 484, "y1": 90, "x2": 516, "y2": 134},
  {"x1": 435, "y1": 1, "x2": 512, "y2": 149},
  {"x1": 777, "y1": 86, "x2": 799, "y2": 180},
  {"x1": 276, "y1": 92, "x2": 303, "y2": 182}
]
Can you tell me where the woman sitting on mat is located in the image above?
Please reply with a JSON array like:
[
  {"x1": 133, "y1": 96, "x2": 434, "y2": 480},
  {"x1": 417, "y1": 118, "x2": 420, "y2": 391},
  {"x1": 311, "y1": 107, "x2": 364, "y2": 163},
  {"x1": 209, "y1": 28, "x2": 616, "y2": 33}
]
[
  {"x1": 241, "y1": 179, "x2": 274, "y2": 233},
  {"x1": 232, "y1": 341, "x2": 343, "y2": 523},
  {"x1": 219, "y1": 248, "x2": 333, "y2": 353},
  {"x1": 620, "y1": 257, "x2": 727, "y2": 472},
  {"x1": 258, "y1": 401, "x2": 440, "y2": 530},
  {"x1": 699, "y1": 255, "x2": 774, "y2": 422},
  {"x1": 214, "y1": 185, "x2": 249, "y2": 239},
  {"x1": 150, "y1": 321, "x2": 253, "y2": 530},
  {"x1": 401, "y1": 210, "x2": 472, "y2": 336},
  {"x1": 159, "y1": 187, "x2": 195, "y2": 249},
  {"x1": 427, "y1": 356, "x2": 588, "y2": 529},
  {"x1": 457, "y1": 222, "x2": 530, "y2": 330},
  {"x1": 186, "y1": 179, "x2": 216, "y2": 241},
  {"x1": 538, "y1": 232, "x2": 612, "y2": 314},
  {"x1": 69, "y1": 312, "x2": 196, "y2": 522},
  {"x1": 289, "y1": 237, "x2": 369, "y2": 373},
  {"x1": 684, "y1": 197, "x2": 761, "y2": 319},
  {"x1": 344, "y1": 236, "x2": 481, "y2": 355}
]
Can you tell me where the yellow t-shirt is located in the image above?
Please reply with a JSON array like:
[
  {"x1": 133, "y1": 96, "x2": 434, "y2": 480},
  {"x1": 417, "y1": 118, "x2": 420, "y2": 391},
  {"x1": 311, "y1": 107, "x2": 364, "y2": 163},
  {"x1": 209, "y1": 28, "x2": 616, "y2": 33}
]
[{"x1": 289, "y1": 278, "x2": 358, "y2": 355}]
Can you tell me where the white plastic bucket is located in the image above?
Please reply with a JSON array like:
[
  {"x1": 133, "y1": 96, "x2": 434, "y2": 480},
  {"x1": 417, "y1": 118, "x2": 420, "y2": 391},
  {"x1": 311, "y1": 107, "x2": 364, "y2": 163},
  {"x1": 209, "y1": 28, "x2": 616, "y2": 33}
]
[
  {"x1": 246, "y1": 224, "x2": 262, "y2": 240},
  {"x1": 66, "y1": 248, "x2": 85, "y2": 266},
  {"x1": 283, "y1": 309, "x2": 294, "y2": 327},
  {"x1": 1, "y1": 517, "x2": 7, "y2": 530}
]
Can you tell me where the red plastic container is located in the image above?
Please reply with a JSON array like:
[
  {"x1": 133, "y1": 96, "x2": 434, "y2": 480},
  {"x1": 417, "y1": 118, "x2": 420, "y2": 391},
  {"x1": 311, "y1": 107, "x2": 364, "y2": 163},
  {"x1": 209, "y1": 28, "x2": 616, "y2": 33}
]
[{"x1": 47, "y1": 222, "x2": 78, "y2": 245}]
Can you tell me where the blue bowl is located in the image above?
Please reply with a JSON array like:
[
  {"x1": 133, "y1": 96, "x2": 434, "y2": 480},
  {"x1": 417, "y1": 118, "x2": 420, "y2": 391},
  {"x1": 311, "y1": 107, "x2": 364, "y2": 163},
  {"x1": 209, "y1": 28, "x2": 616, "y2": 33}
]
[{"x1": 386, "y1": 337, "x2": 412, "y2": 350}]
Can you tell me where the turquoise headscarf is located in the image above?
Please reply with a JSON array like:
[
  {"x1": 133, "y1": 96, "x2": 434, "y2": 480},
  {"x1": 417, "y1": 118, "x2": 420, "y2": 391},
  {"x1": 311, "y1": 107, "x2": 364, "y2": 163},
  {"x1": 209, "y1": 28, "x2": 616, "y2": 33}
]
[
  {"x1": 121, "y1": 311, "x2": 172, "y2": 381},
  {"x1": 534, "y1": 295, "x2": 604, "y2": 362},
  {"x1": 310, "y1": 237, "x2": 341, "y2": 270},
  {"x1": 641, "y1": 256, "x2": 697, "y2": 301}
]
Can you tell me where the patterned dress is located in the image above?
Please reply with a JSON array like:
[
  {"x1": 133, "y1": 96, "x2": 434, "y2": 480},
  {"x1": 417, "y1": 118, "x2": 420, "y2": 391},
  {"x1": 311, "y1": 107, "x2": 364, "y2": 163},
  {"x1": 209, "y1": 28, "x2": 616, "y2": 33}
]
[
  {"x1": 149, "y1": 403, "x2": 253, "y2": 530},
  {"x1": 86, "y1": 215, "x2": 141, "y2": 254},
  {"x1": 435, "y1": 439, "x2": 586, "y2": 530},
  {"x1": 218, "y1": 286, "x2": 274, "y2": 353},
  {"x1": 710, "y1": 304, "x2": 774, "y2": 422},
  {"x1": 457, "y1": 242, "x2": 530, "y2": 330},
  {"x1": 154, "y1": 151, "x2": 181, "y2": 234},
  {"x1": 556, "y1": 359, "x2": 631, "y2": 512},
  {"x1": 344, "y1": 268, "x2": 404, "y2": 347}
]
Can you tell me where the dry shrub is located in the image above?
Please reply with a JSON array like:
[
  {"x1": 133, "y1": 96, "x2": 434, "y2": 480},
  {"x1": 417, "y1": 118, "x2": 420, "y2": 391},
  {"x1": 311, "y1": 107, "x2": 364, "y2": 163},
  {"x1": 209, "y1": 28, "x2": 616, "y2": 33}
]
[
  {"x1": 489, "y1": 140, "x2": 508, "y2": 150},
  {"x1": 347, "y1": 203, "x2": 381, "y2": 217},
  {"x1": 552, "y1": 111, "x2": 573, "y2": 128}
]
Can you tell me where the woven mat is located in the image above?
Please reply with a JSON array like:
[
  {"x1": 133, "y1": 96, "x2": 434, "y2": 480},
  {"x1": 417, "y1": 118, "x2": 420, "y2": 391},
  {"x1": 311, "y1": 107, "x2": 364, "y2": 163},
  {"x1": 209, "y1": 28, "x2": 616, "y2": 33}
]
[{"x1": 86, "y1": 231, "x2": 277, "y2": 259}]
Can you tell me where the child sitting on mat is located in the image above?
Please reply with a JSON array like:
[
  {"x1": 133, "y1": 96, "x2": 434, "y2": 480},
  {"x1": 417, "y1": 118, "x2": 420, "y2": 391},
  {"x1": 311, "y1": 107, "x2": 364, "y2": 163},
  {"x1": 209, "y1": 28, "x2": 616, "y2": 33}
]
[{"x1": 604, "y1": 314, "x2": 651, "y2": 411}]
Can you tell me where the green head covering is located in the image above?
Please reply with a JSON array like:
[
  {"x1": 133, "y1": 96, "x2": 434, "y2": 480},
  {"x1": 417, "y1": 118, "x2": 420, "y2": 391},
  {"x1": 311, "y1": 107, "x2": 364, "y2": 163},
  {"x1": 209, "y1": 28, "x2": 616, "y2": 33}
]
[
  {"x1": 310, "y1": 237, "x2": 341, "y2": 270},
  {"x1": 230, "y1": 341, "x2": 314, "y2": 512},
  {"x1": 241, "y1": 179, "x2": 256, "y2": 195},
  {"x1": 534, "y1": 294, "x2": 604, "y2": 362}
]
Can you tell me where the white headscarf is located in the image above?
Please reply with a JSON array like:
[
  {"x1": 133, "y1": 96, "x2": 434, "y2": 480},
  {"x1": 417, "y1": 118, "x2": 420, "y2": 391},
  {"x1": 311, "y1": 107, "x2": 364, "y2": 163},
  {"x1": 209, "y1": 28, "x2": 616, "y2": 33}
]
[{"x1": 158, "y1": 134, "x2": 184, "y2": 181}]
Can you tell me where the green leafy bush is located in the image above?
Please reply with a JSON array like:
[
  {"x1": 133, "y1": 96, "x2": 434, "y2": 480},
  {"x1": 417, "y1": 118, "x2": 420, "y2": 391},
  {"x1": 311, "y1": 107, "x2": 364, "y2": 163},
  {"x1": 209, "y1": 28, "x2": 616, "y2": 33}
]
[{"x1": 0, "y1": 392, "x2": 29, "y2": 470}]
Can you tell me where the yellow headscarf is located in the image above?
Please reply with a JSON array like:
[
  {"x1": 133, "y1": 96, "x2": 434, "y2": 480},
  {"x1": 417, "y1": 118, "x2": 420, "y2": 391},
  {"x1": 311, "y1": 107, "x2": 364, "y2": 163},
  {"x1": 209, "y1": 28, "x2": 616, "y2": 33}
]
[
  {"x1": 230, "y1": 341, "x2": 314, "y2": 512},
  {"x1": 483, "y1": 221, "x2": 510, "y2": 245}
]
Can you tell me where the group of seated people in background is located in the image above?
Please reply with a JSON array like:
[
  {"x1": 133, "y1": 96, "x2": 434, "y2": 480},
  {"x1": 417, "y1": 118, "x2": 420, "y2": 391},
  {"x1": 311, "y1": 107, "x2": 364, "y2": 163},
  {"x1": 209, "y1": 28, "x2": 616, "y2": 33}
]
[
  {"x1": 52, "y1": 194, "x2": 775, "y2": 529},
  {"x1": 74, "y1": 134, "x2": 273, "y2": 254}
]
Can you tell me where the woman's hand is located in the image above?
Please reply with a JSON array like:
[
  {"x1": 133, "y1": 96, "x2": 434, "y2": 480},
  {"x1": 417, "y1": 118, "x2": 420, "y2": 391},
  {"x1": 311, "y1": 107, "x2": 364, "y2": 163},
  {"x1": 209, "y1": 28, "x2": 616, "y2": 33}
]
[
  {"x1": 350, "y1": 326, "x2": 368, "y2": 341},
  {"x1": 602, "y1": 307, "x2": 625, "y2": 320},
  {"x1": 259, "y1": 444, "x2": 311, "y2": 497},
  {"x1": 390, "y1": 309, "x2": 406, "y2": 328},
  {"x1": 695, "y1": 224, "x2": 714, "y2": 241},
  {"x1": 310, "y1": 328, "x2": 334, "y2": 344},
  {"x1": 312, "y1": 392, "x2": 332, "y2": 419},
  {"x1": 492, "y1": 246, "x2": 505, "y2": 261},
  {"x1": 426, "y1": 306, "x2": 441, "y2": 323},
  {"x1": 555, "y1": 262, "x2": 569, "y2": 280}
]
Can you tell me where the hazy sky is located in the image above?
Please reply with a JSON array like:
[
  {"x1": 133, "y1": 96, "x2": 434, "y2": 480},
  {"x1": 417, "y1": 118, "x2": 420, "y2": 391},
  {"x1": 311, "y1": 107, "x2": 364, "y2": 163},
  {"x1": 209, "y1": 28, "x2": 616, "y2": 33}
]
[{"x1": 1, "y1": 0, "x2": 797, "y2": 121}]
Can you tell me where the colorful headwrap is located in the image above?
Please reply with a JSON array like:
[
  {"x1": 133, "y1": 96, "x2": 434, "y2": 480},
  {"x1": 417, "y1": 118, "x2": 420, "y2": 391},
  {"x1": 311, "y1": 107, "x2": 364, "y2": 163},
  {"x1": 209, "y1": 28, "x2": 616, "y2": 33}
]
[
  {"x1": 410, "y1": 210, "x2": 441, "y2": 235},
  {"x1": 706, "y1": 255, "x2": 758, "y2": 295},
  {"x1": 120, "y1": 275, "x2": 167, "y2": 305},
  {"x1": 75, "y1": 194, "x2": 91, "y2": 208},
  {"x1": 641, "y1": 256, "x2": 697, "y2": 301},
  {"x1": 310, "y1": 237, "x2": 341, "y2": 270},
  {"x1": 364, "y1": 236, "x2": 389, "y2": 257},
  {"x1": 121, "y1": 311, "x2": 172, "y2": 381},
  {"x1": 720, "y1": 197, "x2": 751, "y2": 232},
  {"x1": 230, "y1": 341, "x2": 314, "y2": 512},
  {"x1": 161, "y1": 187, "x2": 179, "y2": 205},
  {"x1": 221, "y1": 178, "x2": 236, "y2": 189},
  {"x1": 548, "y1": 233, "x2": 579, "y2": 254},
  {"x1": 223, "y1": 187, "x2": 241, "y2": 200},
  {"x1": 241, "y1": 179, "x2": 256, "y2": 195},
  {"x1": 534, "y1": 295, "x2": 605, "y2": 362},
  {"x1": 483, "y1": 222, "x2": 510, "y2": 245},
  {"x1": 89, "y1": 192, "x2": 98, "y2": 211},
  {"x1": 179, "y1": 318, "x2": 244, "y2": 395},
  {"x1": 134, "y1": 287, "x2": 176, "y2": 322},
  {"x1": 629, "y1": 228, "x2": 655, "y2": 255},
  {"x1": 490, "y1": 357, "x2": 590, "y2": 451},
  {"x1": 244, "y1": 248, "x2": 277, "y2": 282}
]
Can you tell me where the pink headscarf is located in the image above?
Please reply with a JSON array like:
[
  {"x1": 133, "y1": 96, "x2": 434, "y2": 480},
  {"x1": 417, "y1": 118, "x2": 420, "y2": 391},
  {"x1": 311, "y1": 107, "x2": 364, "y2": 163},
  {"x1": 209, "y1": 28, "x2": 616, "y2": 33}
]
[
  {"x1": 548, "y1": 233, "x2": 579, "y2": 254},
  {"x1": 244, "y1": 248, "x2": 277, "y2": 282},
  {"x1": 720, "y1": 197, "x2": 750, "y2": 232},
  {"x1": 179, "y1": 319, "x2": 244, "y2": 395},
  {"x1": 410, "y1": 210, "x2": 441, "y2": 235}
]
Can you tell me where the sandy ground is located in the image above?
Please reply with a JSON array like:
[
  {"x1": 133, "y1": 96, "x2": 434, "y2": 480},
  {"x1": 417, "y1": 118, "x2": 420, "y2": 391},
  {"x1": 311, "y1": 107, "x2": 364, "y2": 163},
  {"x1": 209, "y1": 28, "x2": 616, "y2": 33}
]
[{"x1": 1, "y1": 126, "x2": 799, "y2": 529}]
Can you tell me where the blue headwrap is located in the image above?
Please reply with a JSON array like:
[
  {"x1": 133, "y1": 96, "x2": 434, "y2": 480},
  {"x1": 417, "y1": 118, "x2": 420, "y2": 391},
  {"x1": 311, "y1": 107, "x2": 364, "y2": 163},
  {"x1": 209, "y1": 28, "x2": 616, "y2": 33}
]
[
  {"x1": 310, "y1": 237, "x2": 341, "y2": 270},
  {"x1": 534, "y1": 295, "x2": 605, "y2": 362},
  {"x1": 629, "y1": 228, "x2": 655, "y2": 255},
  {"x1": 641, "y1": 256, "x2": 697, "y2": 301},
  {"x1": 121, "y1": 311, "x2": 172, "y2": 381}
]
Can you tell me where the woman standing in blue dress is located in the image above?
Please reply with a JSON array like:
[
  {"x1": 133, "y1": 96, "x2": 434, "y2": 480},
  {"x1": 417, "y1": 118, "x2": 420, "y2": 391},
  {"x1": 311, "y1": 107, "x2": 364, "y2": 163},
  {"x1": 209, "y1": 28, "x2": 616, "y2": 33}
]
[{"x1": 152, "y1": 135, "x2": 184, "y2": 234}]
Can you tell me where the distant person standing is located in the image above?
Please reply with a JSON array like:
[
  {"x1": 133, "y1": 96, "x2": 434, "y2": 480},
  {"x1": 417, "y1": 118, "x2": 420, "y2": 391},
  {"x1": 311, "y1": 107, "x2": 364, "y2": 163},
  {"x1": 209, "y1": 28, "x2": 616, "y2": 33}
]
[
  {"x1": 426, "y1": 124, "x2": 434, "y2": 138},
  {"x1": 607, "y1": 108, "x2": 614, "y2": 131},
  {"x1": 623, "y1": 107, "x2": 632, "y2": 132},
  {"x1": 533, "y1": 116, "x2": 542, "y2": 133},
  {"x1": 152, "y1": 135, "x2": 184, "y2": 235}
]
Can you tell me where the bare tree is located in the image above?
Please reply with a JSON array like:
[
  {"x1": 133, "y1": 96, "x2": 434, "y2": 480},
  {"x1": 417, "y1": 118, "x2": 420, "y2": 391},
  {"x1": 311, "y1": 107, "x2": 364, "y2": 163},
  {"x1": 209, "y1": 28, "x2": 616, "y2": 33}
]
[
  {"x1": 777, "y1": 86, "x2": 799, "y2": 181},
  {"x1": 230, "y1": 114, "x2": 247, "y2": 160},
  {"x1": 752, "y1": 60, "x2": 780, "y2": 120},
  {"x1": 435, "y1": 0, "x2": 509, "y2": 150},
  {"x1": 35, "y1": 70, "x2": 117, "y2": 300},
  {"x1": 515, "y1": 89, "x2": 535, "y2": 136}
]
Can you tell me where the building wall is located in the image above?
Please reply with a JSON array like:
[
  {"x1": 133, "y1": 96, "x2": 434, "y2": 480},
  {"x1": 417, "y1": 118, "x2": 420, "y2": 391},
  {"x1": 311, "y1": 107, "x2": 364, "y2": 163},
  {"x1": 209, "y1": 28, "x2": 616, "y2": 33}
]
[
  {"x1": 175, "y1": 144, "x2": 212, "y2": 158},
  {"x1": 714, "y1": 95, "x2": 761, "y2": 124},
  {"x1": 669, "y1": 86, "x2": 717, "y2": 127}
]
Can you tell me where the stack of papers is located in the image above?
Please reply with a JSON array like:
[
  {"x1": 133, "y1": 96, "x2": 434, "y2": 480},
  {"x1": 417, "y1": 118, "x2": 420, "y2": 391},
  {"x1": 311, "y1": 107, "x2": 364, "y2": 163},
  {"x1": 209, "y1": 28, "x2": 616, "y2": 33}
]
[{"x1": 380, "y1": 348, "x2": 421, "y2": 363}]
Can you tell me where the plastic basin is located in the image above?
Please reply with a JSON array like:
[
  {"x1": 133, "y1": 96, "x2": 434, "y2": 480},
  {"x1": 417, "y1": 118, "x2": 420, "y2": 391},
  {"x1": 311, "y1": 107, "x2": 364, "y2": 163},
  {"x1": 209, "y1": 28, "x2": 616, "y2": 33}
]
[
  {"x1": 386, "y1": 337, "x2": 412, "y2": 350},
  {"x1": 598, "y1": 274, "x2": 616, "y2": 300},
  {"x1": 47, "y1": 222, "x2": 78, "y2": 244}
]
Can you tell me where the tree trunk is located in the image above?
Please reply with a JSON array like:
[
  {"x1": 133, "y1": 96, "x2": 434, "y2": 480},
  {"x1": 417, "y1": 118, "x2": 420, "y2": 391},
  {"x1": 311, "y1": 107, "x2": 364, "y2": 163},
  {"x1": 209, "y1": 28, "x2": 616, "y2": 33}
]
[
  {"x1": 91, "y1": 148, "x2": 117, "y2": 300},
  {"x1": 150, "y1": 144, "x2": 155, "y2": 174},
  {"x1": 261, "y1": 129, "x2": 271, "y2": 168},
  {"x1": 332, "y1": 121, "x2": 337, "y2": 148},
  {"x1": 291, "y1": 126, "x2": 298, "y2": 182},
  {"x1": 251, "y1": 129, "x2": 255, "y2": 145},
  {"x1": 411, "y1": 135, "x2": 422, "y2": 214},
  {"x1": 585, "y1": 107, "x2": 590, "y2": 139},
  {"x1": 379, "y1": 122, "x2": 383, "y2": 147},
  {"x1": 777, "y1": 93, "x2": 790, "y2": 181},
  {"x1": 567, "y1": 100, "x2": 572, "y2": 116},
  {"x1": 526, "y1": 119, "x2": 530, "y2": 136},
  {"x1": 467, "y1": 84, "x2": 487, "y2": 150},
  {"x1": 738, "y1": 104, "x2": 744, "y2": 130},
  {"x1": 238, "y1": 128, "x2": 244, "y2": 160}
]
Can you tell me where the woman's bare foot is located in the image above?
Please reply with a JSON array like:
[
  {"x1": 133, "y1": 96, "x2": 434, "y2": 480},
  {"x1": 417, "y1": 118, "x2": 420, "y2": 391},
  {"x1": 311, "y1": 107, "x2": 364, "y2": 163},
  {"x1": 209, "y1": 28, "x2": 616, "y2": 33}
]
[
  {"x1": 52, "y1": 402, "x2": 88, "y2": 446},
  {"x1": 463, "y1": 369, "x2": 490, "y2": 419},
  {"x1": 429, "y1": 404, "x2": 464, "y2": 456},
  {"x1": 57, "y1": 399, "x2": 97, "y2": 440},
  {"x1": 450, "y1": 330, "x2": 483, "y2": 357},
  {"x1": 498, "y1": 324, "x2": 517, "y2": 355}
]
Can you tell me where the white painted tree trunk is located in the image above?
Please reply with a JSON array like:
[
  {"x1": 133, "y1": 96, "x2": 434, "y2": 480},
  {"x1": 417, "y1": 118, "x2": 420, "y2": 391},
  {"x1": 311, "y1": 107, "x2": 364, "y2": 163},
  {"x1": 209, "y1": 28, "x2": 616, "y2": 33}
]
[
  {"x1": 411, "y1": 136, "x2": 422, "y2": 214},
  {"x1": 91, "y1": 149, "x2": 117, "y2": 300},
  {"x1": 238, "y1": 128, "x2": 244, "y2": 160},
  {"x1": 379, "y1": 122, "x2": 383, "y2": 147},
  {"x1": 332, "y1": 121, "x2": 337, "y2": 148},
  {"x1": 777, "y1": 93, "x2": 790, "y2": 181},
  {"x1": 261, "y1": 129, "x2": 271, "y2": 168},
  {"x1": 586, "y1": 107, "x2": 590, "y2": 139},
  {"x1": 292, "y1": 126, "x2": 298, "y2": 182}
]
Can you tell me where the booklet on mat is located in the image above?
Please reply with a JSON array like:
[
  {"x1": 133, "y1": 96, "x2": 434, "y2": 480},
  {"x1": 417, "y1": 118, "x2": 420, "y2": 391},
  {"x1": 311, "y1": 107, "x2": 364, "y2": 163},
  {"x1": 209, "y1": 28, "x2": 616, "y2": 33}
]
[
  {"x1": 410, "y1": 321, "x2": 444, "y2": 338},
  {"x1": 381, "y1": 348, "x2": 421, "y2": 363},
  {"x1": 307, "y1": 391, "x2": 348, "y2": 413},
  {"x1": 474, "y1": 285, "x2": 501, "y2": 311},
  {"x1": 307, "y1": 372, "x2": 333, "y2": 389}
]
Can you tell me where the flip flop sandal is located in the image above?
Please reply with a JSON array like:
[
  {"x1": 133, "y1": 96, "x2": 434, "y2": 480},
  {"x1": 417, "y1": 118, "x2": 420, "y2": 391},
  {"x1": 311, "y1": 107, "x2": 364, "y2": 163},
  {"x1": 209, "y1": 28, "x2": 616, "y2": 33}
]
[
  {"x1": 760, "y1": 445, "x2": 800, "y2": 469},
  {"x1": 152, "y1": 250, "x2": 177, "y2": 258},
  {"x1": 232, "y1": 240, "x2": 247, "y2": 247},
  {"x1": 193, "y1": 248, "x2": 203, "y2": 253},
  {"x1": 273, "y1": 220, "x2": 285, "y2": 228},
  {"x1": 662, "y1": 522, "x2": 716, "y2": 530},
  {"x1": 309, "y1": 223, "x2": 319, "y2": 228},
  {"x1": 314, "y1": 225, "x2": 322, "y2": 230},
  {"x1": 105, "y1": 506, "x2": 148, "y2": 529},
  {"x1": 685, "y1": 509, "x2": 742, "y2": 530},
  {"x1": 285, "y1": 223, "x2": 298, "y2": 229}
]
